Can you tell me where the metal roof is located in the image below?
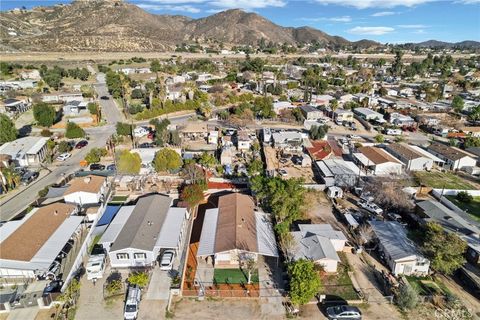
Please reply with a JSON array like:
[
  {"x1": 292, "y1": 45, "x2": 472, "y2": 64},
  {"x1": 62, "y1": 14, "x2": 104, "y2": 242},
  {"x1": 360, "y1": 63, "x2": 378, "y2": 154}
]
[
  {"x1": 97, "y1": 205, "x2": 121, "y2": 227},
  {"x1": 109, "y1": 194, "x2": 172, "y2": 252},
  {"x1": 0, "y1": 137, "x2": 48, "y2": 158},
  {"x1": 155, "y1": 208, "x2": 187, "y2": 249},
  {"x1": 370, "y1": 221, "x2": 424, "y2": 261},
  {"x1": 99, "y1": 206, "x2": 135, "y2": 246},
  {"x1": 255, "y1": 212, "x2": 279, "y2": 258},
  {"x1": 298, "y1": 224, "x2": 347, "y2": 241},
  {"x1": 409, "y1": 145, "x2": 445, "y2": 163},
  {"x1": 197, "y1": 208, "x2": 219, "y2": 256}
]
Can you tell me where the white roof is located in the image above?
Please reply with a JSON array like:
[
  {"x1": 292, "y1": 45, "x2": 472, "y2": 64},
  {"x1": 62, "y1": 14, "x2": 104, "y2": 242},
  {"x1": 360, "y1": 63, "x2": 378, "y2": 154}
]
[
  {"x1": 344, "y1": 214, "x2": 359, "y2": 228},
  {"x1": 0, "y1": 137, "x2": 48, "y2": 158},
  {"x1": 353, "y1": 153, "x2": 371, "y2": 166},
  {"x1": 409, "y1": 145, "x2": 445, "y2": 163},
  {"x1": 197, "y1": 208, "x2": 219, "y2": 256},
  {"x1": 99, "y1": 206, "x2": 135, "y2": 247},
  {"x1": 155, "y1": 207, "x2": 187, "y2": 249},
  {"x1": 255, "y1": 212, "x2": 279, "y2": 257}
]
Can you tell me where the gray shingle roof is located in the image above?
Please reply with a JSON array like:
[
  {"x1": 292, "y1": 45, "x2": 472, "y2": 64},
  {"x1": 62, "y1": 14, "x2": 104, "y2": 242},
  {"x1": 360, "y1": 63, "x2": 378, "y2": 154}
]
[
  {"x1": 110, "y1": 194, "x2": 172, "y2": 252},
  {"x1": 291, "y1": 232, "x2": 340, "y2": 261}
]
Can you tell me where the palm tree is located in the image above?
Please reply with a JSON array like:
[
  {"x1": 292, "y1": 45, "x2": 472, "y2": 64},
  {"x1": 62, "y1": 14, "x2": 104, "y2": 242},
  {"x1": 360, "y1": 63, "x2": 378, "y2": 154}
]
[
  {"x1": 329, "y1": 99, "x2": 339, "y2": 120},
  {"x1": 0, "y1": 166, "x2": 20, "y2": 193}
]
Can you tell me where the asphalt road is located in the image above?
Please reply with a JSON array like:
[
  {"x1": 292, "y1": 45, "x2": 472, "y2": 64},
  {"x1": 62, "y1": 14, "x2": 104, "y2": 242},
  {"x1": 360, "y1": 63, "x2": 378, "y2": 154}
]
[{"x1": 0, "y1": 74, "x2": 121, "y2": 221}]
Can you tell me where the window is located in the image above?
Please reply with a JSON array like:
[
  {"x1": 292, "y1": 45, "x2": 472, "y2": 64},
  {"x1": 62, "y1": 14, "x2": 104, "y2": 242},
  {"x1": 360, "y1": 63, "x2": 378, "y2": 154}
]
[
  {"x1": 134, "y1": 253, "x2": 146, "y2": 260},
  {"x1": 116, "y1": 253, "x2": 129, "y2": 260}
]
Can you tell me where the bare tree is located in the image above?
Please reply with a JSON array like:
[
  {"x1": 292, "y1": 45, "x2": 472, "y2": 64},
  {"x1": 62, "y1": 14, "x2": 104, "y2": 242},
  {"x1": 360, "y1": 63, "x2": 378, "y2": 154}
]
[
  {"x1": 364, "y1": 176, "x2": 414, "y2": 213},
  {"x1": 353, "y1": 224, "x2": 374, "y2": 246},
  {"x1": 279, "y1": 233, "x2": 297, "y2": 262}
]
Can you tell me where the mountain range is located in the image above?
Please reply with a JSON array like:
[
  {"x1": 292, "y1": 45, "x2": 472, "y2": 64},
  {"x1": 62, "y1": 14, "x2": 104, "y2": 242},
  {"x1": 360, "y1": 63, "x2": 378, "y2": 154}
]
[{"x1": 0, "y1": 0, "x2": 478, "y2": 52}]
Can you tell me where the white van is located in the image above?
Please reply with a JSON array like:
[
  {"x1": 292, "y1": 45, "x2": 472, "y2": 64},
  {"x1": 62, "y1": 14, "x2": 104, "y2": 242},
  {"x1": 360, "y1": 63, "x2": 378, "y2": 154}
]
[
  {"x1": 124, "y1": 285, "x2": 141, "y2": 320},
  {"x1": 385, "y1": 128, "x2": 402, "y2": 136},
  {"x1": 133, "y1": 126, "x2": 149, "y2": 138},
  {"x1": 86, "y1": 254, "x2": 106, "y2": 280}
]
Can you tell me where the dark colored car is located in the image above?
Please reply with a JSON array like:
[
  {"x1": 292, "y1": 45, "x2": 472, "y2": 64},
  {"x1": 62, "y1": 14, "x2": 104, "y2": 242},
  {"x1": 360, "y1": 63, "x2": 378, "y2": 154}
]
[
  {"x1": 21, "y1": 171, "x2": 39, "y2": 185},
  {"x1": 75, "y1": 140, "x2": 88, "y2": 149},
  {"x1": 100, "y1": 95, "x2": 110, "y2": 100},
  {"x1": 139, "y1": 142, "x2": 154, "y2": 148},
  {"x1": 42, "y1": 280, "x2": 64, "y2": 297},
  {"x1": 147, "y1": 131, "x2": 155, "y2": 140},
  {"x1": 106, "y1": 164, "x2": 116, "y2": 171},
  {"x1": 326, "y1": 305, "x2": 362, "y2": 320},
  {"x1": 89, "y1": 163, "x2": 106, "y2": 171}
]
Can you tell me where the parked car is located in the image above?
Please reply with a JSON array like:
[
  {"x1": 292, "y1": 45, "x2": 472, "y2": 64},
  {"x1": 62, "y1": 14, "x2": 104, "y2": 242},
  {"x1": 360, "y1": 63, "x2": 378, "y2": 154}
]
[
  {"x1": 278, "y1": 169, "x2": 288, "y2": 177},
  {"x1": 147, "y1": 131, "x2": 155, "y2": 140},
  {"x1": 75, "y1": 140, "x2": 88, "y2": 149},
  {"x1": 347, "y1": 134, "x2": 361, "y2": 140},
  {"x1": 124, "y1": 285, "x2": 141, "y2": 320},
  {"x1": 89, "y1": 163, "x2": 106, "y2": 171},
  {"x1": 86, "y1": 254, "x2": 106, "y2": 281},
  {"x1": 106, "y1": 164, "x2": 116, "y2": 171},
  {"x1": 326, "y1": 305, "x2": 362, "y2": 320},
  {"x1": 279, "y1": 158, "x2": 288, "y2": 164},
  {"x1": 42, "y1": 280, "x2": 64, "y2": 297},
  {"x1": 358, "y1": 200, "x2": 383, "y2": 215},
  {"x1": 160, "y1": 250, "x2": 175, "y2": 271},
  {"x1": 138, "y1": 142, "x2": 154, "y2": 148},
  {"x1": 133, "y1": 126, "x2": 149, "y2": 138},
  {"x1": 21, "y1": 171, "x2": 39, "y2": 185},
  {"x1": 291, "y1": 155, "x2": 302, "y2": 165},
  {"x1": 100, "y1": 95, "x2": 109, "y2": 100},
  {"x1": 56, "y1": 153, "x2": 71, "y2": 162}
]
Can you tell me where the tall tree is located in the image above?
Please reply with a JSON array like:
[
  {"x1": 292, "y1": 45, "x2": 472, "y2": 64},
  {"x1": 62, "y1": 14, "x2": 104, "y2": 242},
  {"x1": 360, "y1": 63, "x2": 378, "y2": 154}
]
[
  {"x1": 422, "y1": 222, "x2": 467, "y2": 275},
  {"x1": 33, "y1": 103, "x2": 56, "y2": 127},
  {"x1": 117, "y1": 150, "x2": 141, "y2": 175},
  {"x1": 153, "y1": 148, "x2": 182, "y2": 173},
  {"x1": 451, "y1": 95, "x2": 465, "y2": 113},
  {"x1": 288, "y1": 259, "x2": 321, "y2": 306},
  {"x1": 0, "y1": 114, "x2": 17, "y2": 144}
]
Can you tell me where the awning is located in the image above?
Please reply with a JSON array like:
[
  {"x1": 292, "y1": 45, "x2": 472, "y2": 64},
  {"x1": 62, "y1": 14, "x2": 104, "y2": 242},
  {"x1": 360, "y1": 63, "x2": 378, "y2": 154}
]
[
  {"x1": 155, "y1": 208, "x2": 187, "y2": 249},
  {"x1": 97, "y1": 205, "x2": 121, "y2": 226},
  {"x1": 197, "y1": 208, "x2": 219, "y2": 257}
]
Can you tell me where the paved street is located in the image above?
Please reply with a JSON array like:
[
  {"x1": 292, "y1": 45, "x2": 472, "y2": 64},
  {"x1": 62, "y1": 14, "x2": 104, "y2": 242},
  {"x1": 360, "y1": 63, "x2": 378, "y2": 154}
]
[{"x1": 0, "y1": 74, "x2": 122, "y2": 221}]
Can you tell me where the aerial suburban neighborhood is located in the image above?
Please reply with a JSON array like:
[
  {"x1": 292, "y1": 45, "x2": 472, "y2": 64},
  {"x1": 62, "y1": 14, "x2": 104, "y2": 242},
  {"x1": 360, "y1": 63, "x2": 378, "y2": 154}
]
[{"x1": 0, "y1": 1, "x2": 480, "y2": 320}]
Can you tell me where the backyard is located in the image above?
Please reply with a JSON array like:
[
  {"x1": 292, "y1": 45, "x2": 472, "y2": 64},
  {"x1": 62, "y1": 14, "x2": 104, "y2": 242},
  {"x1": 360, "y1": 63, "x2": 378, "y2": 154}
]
[
  {"x1": 414, "y1": 171, "x2": 475, "y2": 190},
  {"x1": 406, "y1": 276, "x2": 452, "y2": 296},
  {"x1": 445, "y1": 195, "x2": 480, "y2": 222}
]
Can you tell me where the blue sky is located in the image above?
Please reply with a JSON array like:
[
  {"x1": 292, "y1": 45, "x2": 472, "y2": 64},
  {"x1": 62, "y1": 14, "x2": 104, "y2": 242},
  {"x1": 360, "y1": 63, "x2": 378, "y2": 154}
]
[{"x1": 2, "y1": 0, "x2": 479, "y2": 43}]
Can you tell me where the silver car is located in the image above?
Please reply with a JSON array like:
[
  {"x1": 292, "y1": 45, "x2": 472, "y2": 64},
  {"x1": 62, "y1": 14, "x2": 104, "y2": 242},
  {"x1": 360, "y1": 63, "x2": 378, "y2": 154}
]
[{"x1": 326, "y1": 305, "x2": 361, "y2": 320}]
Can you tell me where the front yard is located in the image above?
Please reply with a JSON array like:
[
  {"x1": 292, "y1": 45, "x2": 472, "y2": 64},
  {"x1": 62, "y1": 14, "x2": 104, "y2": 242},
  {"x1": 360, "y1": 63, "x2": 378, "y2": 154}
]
[
  {"x1": 213, "y1": 268, "x2": 259, "y2": 284},
  {"x1": 414, "y1": 171, "x2": 475, "y2": 190},
  {"x1": 320, "y1": 253, "x2": 359, "y2": 301},
  {"x1": 445, "y1": 195, "x2": 480, "y2": 222}
]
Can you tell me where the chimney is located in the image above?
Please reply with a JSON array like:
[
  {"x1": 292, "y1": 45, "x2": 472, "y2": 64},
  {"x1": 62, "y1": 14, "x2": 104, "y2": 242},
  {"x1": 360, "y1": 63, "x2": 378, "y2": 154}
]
[{"x1": 84, "y1": 177, "x2": 91, "y2": 184}]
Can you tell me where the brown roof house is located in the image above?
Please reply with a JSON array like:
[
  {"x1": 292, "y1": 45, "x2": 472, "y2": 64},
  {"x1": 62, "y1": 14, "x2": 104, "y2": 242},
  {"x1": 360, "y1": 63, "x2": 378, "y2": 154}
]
[
  {"x1": 0, "y1": 203, "x2": 82, "y2": 280},
  {"x1": 63, "y1": 175, "x2": 107, "y2": 205},
  {"x1": 426, "y1": 142, "x2": 477, "y2": 171},
  {"x1": 197, "y1": 193, "x2": 278, "y2": 269},
  {"x1": 353, "y1": 146, "x2": 403, "y2": 175}
]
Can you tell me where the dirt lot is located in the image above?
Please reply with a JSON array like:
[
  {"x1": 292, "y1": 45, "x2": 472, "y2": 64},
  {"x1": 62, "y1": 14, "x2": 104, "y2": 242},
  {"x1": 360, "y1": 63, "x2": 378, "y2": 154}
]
[{"x1": 170, "y1": 298, "x2": 264, "y2": 320}]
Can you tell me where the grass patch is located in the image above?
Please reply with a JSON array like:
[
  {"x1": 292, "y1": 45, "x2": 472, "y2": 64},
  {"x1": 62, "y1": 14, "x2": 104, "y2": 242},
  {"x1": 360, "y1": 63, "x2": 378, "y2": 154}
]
[
  {"x1": 213, "y1": 268, "x2": 259, "y2": 284},
  {"x1": 445, "y1": 195, "x2": 480, "y2": 222},
  {"x1": 110, "y1": 195, "x2": 128, "y2": 203},
  {"x1": 413, "y1": 171, "x2": 474, "y2": 190},
  {"x1": 320, "y1": 253, "x2": 359, "y2": 301},
  {"x1": 405, "y1": 276, "x2": 452, "y2": 296}
]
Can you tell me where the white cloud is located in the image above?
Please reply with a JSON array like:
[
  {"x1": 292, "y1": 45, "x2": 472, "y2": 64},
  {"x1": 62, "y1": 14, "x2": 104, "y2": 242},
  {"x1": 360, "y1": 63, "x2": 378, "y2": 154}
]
[
  {"x1": 209, "y1": 0, "x2": 286, "y2": 9},
  {"x1": 347, "y1": 26, "x2": 394, "y2": 35},
  {"x1": 413, "y1": 29, "x2": 426, "y2": 34},
  {"x1": 456, "y1": 0, "x2": 480, "y2": 3},
  {"x1": 314, "y1": 0, "x2": 435, "y2": 9},
  {"x1": 300, "y1": 15, "x2": 351, "y2": 22},
  {"x1": 371, "y1": 11, "x2": 396, "y2": 16},
  {"x1": 397, "y1": 24, "x2": 428, "y2": 28},
  {"x1": 137, "y1": 3, "x2": 201, "y2": 13}
]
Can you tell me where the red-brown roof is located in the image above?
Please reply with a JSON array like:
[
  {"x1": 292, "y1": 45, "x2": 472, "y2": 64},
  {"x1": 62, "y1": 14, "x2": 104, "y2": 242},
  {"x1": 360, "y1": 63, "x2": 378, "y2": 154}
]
[{"x1": 307, "y1": 140, "x2": 333, "y2": 161}]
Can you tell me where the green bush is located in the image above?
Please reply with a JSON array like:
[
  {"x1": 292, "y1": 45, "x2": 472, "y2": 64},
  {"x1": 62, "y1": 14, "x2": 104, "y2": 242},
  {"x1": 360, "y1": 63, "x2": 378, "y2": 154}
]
[
  {"x1": 395, "y1": 284, "x2": 419, "y2": 310},
  {"x1": 65, "y1": 122, "x2": 85, "y2": 139},
  {"x1": 456, "y1": 191, "x2": 473, "y2": 203},
  {"x1": 40, "y1": 129, "x2": 53, "y2": 137},
  {"x1": 85, "y1": 147, "x2": 107, "y2": 164},
  {"x1": 58, "y1": 141, "x2": 72, "y2": 153},
  {"x1": 33, "y1": 103, "x2": 56, "y2": 127},
  {"x1": 127, "y1": 272, "x2": 149, "y2": 288}
]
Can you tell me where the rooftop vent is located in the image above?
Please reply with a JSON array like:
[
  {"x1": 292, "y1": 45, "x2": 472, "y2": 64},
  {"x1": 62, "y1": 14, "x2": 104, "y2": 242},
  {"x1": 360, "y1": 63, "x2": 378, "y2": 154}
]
[{"x1": 84, "y1": 177, "x2": 91, "y2": 184}]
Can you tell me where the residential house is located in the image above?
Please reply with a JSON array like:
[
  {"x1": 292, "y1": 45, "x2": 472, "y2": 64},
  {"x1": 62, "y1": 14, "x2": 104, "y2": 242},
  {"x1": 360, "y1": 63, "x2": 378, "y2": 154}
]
[
  {"x1": 0, "y1": 203, "x2": 81, "y2": 279},
  {"x1": 307, "y1": 140, "x2": 334, "y2": 161},
  {"x1": 354, "y1": 146, "x2": 403, "y2": 175},
  {"x1": 63, "y1": 100, "x2": 88, "y2": 116},
  {"x1": 236, "y1": 130, "x2": 252, "y2": 151},
  {"x1": 300, "y1": 105, "x2": 322, "y2": 121},
  {"x1": 385, "y1": 143, "x2": 434, "y2": 171},
  {"x1": 290, "y1": 224, "x2": 347, "y2": 272},
  {"x1": 272, "y1": 131, "x2": 305, "y2": 152},
  {"x1": 370, "y1": 220, "x2": 430, "y2": 276},
  {"x1": 416, "y1": 200, "x2": 480, "y2": 265},
  {"x1": 220, "y1": 147, "x2": 234, "y2": 166},
  {"x1": 104, "y1": 194, "x2": 188, "y2": 268},
  {"x1": 0, "y1": 137, "x2": 49, "y2": 167},
  {"x1": 460, "y1": 127, "x2": 480, "y2": 138},
  {"x1": 273, "y1": 101, "x2": 295, "y2": 114},
  {"x1": 315, "y1": 158, "x2": 363, "y2": 187},
  {"x1": 63, "y1": 175, "x2": 107, "y2": 206},
  {"x1": 1, "y1": 97, "x2": 31, "y2": 114},
  {"x1": 426, "y1": 142, "x2": 477, "y2": 170},
  {"x1": 197, "y1": 193, "x2": 278, "y2": 267},
  {"x1": 389, "y1": 113, "x2": 415, "y2": 127},
  {"x1": 354, "y1": 108, "x2": 385, "y2": 123},
  {"x1": 312, "y1": 94, "x2": 335, "y2": 106},
  {"x1": 333, "y1": 109, "x2": 354, "y2": 123}
]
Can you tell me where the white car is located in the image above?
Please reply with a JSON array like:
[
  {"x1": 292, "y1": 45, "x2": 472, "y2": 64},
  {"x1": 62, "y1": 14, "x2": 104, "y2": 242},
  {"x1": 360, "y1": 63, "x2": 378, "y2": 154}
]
[
  {"x1": 133, "y1": 127, "x2": 149, "y2": 138},
  {"x1": 160, "y1": 250, "x2": 175, "y2": 271},
  {"x1": 56, "y1": 153, "x2": 71, "y2": 162},
  {"x1": 348, "y1": 134, "x2": 361, "y2": 139},
  {"x1": 86, "y1": 254, "x2": 106, "y2": 280},
  {"x1": 359, "y1": 201, "x2": 383, "y2": 215}
]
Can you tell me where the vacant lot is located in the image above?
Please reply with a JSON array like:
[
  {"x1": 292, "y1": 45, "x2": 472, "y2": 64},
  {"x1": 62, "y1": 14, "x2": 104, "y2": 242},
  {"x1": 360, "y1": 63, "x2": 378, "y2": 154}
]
[
  {"x1": 446, "y1": 195, "x2": 480, "y2": 222},
  {"x1": 414, "y1": 171, "x2": 475, "y2": 190},
  {"x1": 171, "y1": 298, "x2": 263, "y2": 320}
]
